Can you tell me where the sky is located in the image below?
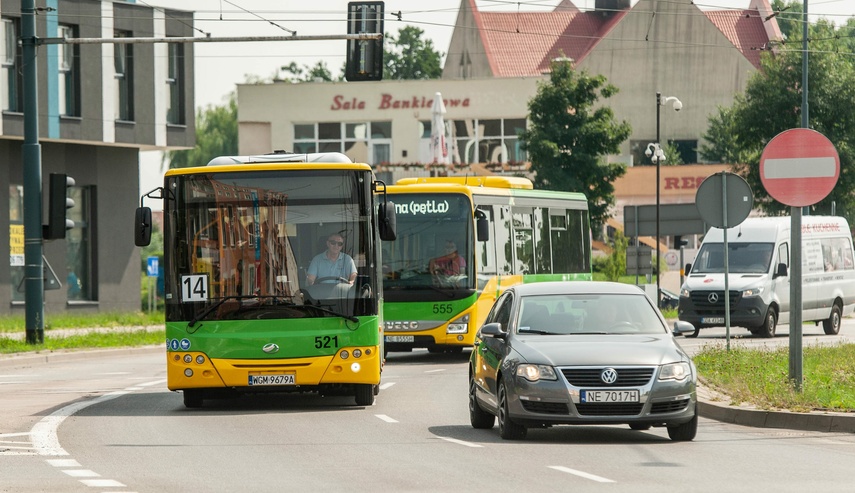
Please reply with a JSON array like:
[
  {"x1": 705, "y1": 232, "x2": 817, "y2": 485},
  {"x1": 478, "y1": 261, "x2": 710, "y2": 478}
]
[{"x1": 137, "y1": 0, "x2": 855, "y2": 197}]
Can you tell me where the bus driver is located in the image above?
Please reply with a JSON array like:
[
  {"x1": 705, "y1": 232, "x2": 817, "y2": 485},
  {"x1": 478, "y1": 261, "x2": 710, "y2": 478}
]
[{"x1": 306, "y1": 233, "x2": 357, "y2": 285}]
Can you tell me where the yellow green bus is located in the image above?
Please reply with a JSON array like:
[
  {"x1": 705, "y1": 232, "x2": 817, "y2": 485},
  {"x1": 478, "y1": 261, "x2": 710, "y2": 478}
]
[
  {"x1": 134, "y1": 152, "x2": 396, "y2": 408},
  {"x1": 382, "y1": 176, "x2": 591, "y2": 354}
]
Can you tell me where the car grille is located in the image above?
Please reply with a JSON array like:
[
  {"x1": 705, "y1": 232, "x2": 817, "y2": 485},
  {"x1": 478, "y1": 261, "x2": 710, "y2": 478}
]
[
  {"x1": 689, "y1": 290, "x2": 741, "y2": 310},
  {"x1": 650, "y1": 399, "x2": 690, "y2": 414},
  {"x1": 576, "y1": 403, "x2": 644, "y2": 416},
  {"x1": 561, "y1": 367, "x2": 655, "y2": 387},
  {"x1": 521, "y1": 400, "x2": 570, "y2": 415}
]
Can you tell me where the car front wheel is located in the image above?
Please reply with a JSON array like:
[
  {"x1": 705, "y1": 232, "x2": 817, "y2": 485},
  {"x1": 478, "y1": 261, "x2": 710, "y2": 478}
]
[
  {"x1": 667, "y1": 410, "x2": 698, "y2": 442},
  {"x1": 497, "y1": 380, "x2": 527, "y2": 440},
  {"x1": 823, "y1": 302, "x2": 842, "y2": 335}
]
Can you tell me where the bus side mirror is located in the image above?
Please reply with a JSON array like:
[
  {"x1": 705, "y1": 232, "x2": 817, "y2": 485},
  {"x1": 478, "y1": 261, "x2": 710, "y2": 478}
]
[
  {"x1": 135, "y1": 207, "x2": 152, "y2": 247},
  {"x1": 684, "y1": 263, "x2": 692, "y2": 275},
  {"x1": 774, "y1": 262, "x2": 788, "y2": 278},
  {"x1": 476, "y1": 210, "x2": 489, "y2": 241},
  {"x1": 379, "y1": 201, "x2": 397, "y2": 241}
]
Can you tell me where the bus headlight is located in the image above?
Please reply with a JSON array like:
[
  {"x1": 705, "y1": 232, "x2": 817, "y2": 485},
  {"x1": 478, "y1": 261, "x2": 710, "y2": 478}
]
[{"x1": 447, "y1": 314, "x2": 470, "y2": 334}]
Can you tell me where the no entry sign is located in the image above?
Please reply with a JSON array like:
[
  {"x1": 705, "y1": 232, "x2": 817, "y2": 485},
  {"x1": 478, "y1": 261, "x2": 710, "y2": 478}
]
[{"x1": 759, "y1": 128, "x2": 839, "y2": 207}]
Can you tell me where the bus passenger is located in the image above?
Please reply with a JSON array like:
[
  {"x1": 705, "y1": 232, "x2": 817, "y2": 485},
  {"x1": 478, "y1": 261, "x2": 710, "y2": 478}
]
[
  {"x1": 306, "y1": 233, "x2": 357, "y2": 285},
  {"x1": 429, "y1": 240, "x2": 466, "y2": 285}
]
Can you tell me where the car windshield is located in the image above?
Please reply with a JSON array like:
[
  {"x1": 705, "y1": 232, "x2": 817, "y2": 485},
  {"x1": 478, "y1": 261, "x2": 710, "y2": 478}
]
[{"x1": 516, "y1": 293, "x2": 666, "y2": 335}]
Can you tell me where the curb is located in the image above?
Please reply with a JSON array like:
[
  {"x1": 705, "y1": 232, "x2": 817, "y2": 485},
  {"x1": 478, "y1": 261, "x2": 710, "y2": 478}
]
[
  {"x1": 696, "y1": 383, "x2": 855, "y2": 433},
  {"x1": 0, "y1": 345, "x2": 163, "y2": 369}
]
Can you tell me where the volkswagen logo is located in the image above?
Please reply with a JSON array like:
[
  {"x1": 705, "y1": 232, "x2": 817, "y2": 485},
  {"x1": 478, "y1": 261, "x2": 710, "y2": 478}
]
[
  {"x1": 600, "y1": 368, "x2": 618, "y2": 385},
  {"x1": 262, "y1": 343, "x2": 280, "y2": 354},
  {"x1": 708, "y1": 292, "x2": 719, "y2": 304}
]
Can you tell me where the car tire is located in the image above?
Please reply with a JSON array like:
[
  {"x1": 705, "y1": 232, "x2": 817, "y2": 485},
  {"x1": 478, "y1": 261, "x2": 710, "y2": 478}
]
[
  {"x1": 354, "y1": 384, "x2": 375, "y2": 406},
  {"x1": 667, "y1": 410, "x2": 698, "y2": 442},
  {"x1": 822, "y1": 302, "x2": 842, "y2": 335},
  {"x1": 758, "y1": 308, "x2": 777, "y2": 338},
  {"x1": 497, "y1": 380, "x2": 527, "y2": 440},
  {"x1": 183, "y1": 389, "x2": 203, "y2": 409},
  {"x1": 469, "y1": 375, "x2": 495, "y2": 429}
]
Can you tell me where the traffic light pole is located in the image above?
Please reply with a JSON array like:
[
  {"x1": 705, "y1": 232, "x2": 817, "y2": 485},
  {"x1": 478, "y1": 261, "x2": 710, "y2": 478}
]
[{"x1": 22, "y1": 0, "x2": 44, "y2": 344}]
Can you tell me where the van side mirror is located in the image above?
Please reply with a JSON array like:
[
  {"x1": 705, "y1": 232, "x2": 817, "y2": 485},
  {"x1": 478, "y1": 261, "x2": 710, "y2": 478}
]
[
  {"x1": 774, "y1": 262, "x2": 788, "y2": 278},
  {"x1": 379, "y1": 201, "x2": 397, "y2": 241},
  {"x1": 135, "y1": 207, "x2": 152, "y2": 247},
  {"x1": 684, "y1": 263, "x2": 692, "y2": 275}
]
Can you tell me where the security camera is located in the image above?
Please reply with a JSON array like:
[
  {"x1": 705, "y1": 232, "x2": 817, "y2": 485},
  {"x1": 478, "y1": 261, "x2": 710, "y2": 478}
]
[
  {"x1": 672, "y1": 100, "x2": 683, "y2": 112},
  {"x1": 645, "y1": 148, "x2": 652, "y2": 158}
]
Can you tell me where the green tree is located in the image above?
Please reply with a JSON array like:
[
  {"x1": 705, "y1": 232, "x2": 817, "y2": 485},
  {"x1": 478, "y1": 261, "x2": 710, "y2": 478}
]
[
  {"x1": 166, "y1": 95, "x2": 238, "y2": 169},
  {"x1": 701, "y1": 18, "x2": 855, "y2": 218},
  {"x1": 280, "y1": 60, "x2": 338, "y2": 82},
  {"x1": 383, "y1": 26, "x2": 443, "y2": 80},
  {"x1": 603, "y1": 230, "x2": 628, "y2": 281},
  {"x1": 520, "y1": 60, "x2": 632, "y2": 232}
]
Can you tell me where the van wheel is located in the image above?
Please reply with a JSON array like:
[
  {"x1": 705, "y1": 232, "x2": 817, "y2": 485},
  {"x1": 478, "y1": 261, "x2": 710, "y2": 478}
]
[
  {"x1": 823, "y1": 302, "x2": 842, "y2": 335},
  {"x1": 758, "y1": 308, "x2": 777, "y2": 338}
]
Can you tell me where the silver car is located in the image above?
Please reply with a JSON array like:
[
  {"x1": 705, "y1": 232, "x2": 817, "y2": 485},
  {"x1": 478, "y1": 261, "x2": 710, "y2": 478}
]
[{"x1": 469, "y1": 281, "x2": 698, "y2": 441}]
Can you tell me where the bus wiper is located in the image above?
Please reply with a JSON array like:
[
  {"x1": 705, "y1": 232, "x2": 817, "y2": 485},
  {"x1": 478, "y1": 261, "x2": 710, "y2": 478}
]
[
  {"x1": 188, "y1": 295, "x2": 296, "y2": 328},
  {"x1": 303, "y1": 304, "x2": 359, "y2": 323}
]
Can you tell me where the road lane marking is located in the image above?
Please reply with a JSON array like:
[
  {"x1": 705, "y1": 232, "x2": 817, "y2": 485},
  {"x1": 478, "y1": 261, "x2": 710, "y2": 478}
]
[
  {"x1": 425, "y1": 369, "x2": 446, "y2": 373},
  {"x1": 548, "y1": 466, "x2": 615, "y2": 483},
  {"x1": 46, "y1": 459, "x2": 81, "y2": 467},
  {"x1": 80, "y1": 479, "x2": 126, "y2": 487},
  {"x1": 62, "y1": 469, "x2": 100, "y2": 478},
  {"x1": 437, "y1": 436, "x2": 482, "y2": 448},
  {"x1": 375, "y1": 414, "x2": 399, "y2": 423},
  {"x1": 379, "y1": 382, "x2": 396, "y2": 390}
]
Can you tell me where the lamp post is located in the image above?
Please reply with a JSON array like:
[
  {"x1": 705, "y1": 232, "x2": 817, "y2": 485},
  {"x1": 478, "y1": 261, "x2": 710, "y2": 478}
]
[{"x1": 646, "y1": 91, "x2": 682, "y2": 307}]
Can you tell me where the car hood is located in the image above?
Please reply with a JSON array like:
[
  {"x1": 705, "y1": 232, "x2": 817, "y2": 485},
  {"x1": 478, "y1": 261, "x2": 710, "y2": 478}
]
[{"x1": 512, "y1": 334, "x2": 687, "y2": 367}]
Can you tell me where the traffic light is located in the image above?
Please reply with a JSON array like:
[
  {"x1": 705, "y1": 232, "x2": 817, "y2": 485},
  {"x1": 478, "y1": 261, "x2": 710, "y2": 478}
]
[
  {"x1": 345, "y1": 2, "x2": 384, "y2": 82},
  {"x1": 44, "y1": 173, "x2": 75, "y2": 240}
]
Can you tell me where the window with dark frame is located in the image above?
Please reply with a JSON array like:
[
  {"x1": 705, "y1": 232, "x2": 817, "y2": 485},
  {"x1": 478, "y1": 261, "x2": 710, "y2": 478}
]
[
  {"x1": 114, "y1": 30, "x2": 134, "y2": 121},
  {"x1": 2, "y1": 18, "x2": 23, "y2": 112},
  {"x1": 166, "y1": 42, "x2": 185, "y2": 125},
  {"x1": 58, "y1": 24, "x2": 80, "y2": 117}
]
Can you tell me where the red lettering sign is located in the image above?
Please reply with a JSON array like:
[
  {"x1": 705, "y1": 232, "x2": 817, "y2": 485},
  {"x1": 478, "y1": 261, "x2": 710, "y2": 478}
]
[{"x1": 330, "y1": 95, "x2": 365, "y2": 110}]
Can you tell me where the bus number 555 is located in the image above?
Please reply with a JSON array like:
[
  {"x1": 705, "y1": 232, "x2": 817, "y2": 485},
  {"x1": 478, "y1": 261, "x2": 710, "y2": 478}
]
[{"x1": 433, "y1": 303, "x2": 453, "y2": 314}]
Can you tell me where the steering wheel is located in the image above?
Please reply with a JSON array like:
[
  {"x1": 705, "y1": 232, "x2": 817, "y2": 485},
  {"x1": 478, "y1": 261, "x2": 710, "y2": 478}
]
[
  {"x1": 607, "y1": 321, "x2": 637, "y2": 332},
  {"x1": 314, "y1": 276, "x2": 349, "y2": 284}
]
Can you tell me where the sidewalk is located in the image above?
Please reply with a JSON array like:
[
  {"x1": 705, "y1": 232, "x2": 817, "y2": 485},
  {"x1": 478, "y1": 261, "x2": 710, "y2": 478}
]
[{"x1": 2, "y1": 328, "x2": 854, "y2": 433}]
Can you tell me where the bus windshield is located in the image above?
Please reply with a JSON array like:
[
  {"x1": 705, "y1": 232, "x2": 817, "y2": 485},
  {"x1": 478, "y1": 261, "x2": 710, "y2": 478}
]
[
  {"x1": 163, "y1": 169, "x2": 377, "y2": 322},
  {"x1": 382, "y1": 192, "x2": 474, "y2": 294},
  {"x1": 692, "y1": 242, "x2": 775, "y2": 274}
]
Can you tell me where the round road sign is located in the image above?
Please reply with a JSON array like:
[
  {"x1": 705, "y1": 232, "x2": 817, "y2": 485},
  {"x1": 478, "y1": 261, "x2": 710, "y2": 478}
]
[
  {"x1": 695, "y1": 172, "x2": 753, "y2": 228},
  {"x1": 760, "y1": 128, "x2": 839, "y2": 207}
]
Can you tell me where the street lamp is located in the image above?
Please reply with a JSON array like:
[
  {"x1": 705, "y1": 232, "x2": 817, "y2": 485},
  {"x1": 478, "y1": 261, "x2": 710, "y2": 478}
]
[{"x1": 646, "y1": 91, "x2": 682, "y2": 307}]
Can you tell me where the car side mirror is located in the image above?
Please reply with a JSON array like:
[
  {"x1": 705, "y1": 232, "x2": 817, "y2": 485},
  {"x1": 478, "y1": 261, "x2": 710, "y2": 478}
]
[
  {"x1": 774, "y1": 262, "x2": 788, "y2": 278},
  {"x1": 684, "y1": 263, "x2": 692, "y2": 275},
  {"x1": 672, "y1": 320, "x2": 695, "y2": 335},
  {"x1": 479, "y1": 322, "x2": 507, "y2": 339}
]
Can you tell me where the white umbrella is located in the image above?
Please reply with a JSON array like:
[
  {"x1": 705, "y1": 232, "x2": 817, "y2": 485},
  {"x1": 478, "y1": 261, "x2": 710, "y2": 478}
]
[{"x1": 430, "y1": 92, "x2": 449, "y2": 166}]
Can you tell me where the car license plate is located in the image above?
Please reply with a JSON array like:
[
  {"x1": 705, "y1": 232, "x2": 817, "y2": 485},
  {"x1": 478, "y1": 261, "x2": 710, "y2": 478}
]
[
  {"x1": 701, "y1": 316, "x2": 725, "y2": 324},
  {"x1": 385, "y1": 335, "x2": 414, "y2": 343},
  {"x1": 580, "y1": 389, "x2": 640, "y2": 403},
  {"x1": 248, "y1": 374, "x2": 295, "y2": 386}
]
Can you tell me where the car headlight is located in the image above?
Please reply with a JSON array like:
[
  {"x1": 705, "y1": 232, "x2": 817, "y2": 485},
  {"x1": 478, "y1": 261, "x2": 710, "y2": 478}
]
[
  {"x1": 515, "y1": 364, "x2": 557, "y2": 382},
  {"x1": 659, "y1": 362, "x2": 692, "y2": 381},
  {"x1": 680, "y1": 288, "x2": 690, "y2": 297},
  {"x1": 742, "y1": 286, "x2": 763, "y2": 297}
]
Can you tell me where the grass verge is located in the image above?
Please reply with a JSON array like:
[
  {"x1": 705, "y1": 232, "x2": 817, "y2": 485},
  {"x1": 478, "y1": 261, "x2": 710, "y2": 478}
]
[
  {"x1": 693, "y1": 343, "x2": 855, "y2": 412},
  {"x1": 0, "y1": 311, "x2": 163, "y2": 333},
  {"x1": 0, "y1": 329, "x2": 165, "y2": 355}
]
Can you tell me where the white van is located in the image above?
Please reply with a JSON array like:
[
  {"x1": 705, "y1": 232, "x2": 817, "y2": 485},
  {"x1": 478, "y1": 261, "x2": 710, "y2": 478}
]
[{"x1": 678, "y1": 216, "x2": 855, "y2": 338}]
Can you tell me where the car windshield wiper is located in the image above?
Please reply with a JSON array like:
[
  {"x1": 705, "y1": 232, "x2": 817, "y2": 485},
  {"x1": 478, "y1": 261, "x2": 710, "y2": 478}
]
[
  {"x1": 572, "y1": 331, "x2": 609, "y2": 335},
  {"x1": 517, "y1": 328, "x2": 558, "y2": 335},
  {"x1": 188, "y1": 295, "x2": 297, "y2": 328}
]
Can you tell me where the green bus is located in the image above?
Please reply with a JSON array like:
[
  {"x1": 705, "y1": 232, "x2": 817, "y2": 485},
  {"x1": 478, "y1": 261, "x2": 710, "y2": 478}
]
[
  {"x1": 382, "y1": 176, "x2": 591, "y2": 353},
  {"x1": 135, "y1": 152, "x2": 396, "y2": 408}
]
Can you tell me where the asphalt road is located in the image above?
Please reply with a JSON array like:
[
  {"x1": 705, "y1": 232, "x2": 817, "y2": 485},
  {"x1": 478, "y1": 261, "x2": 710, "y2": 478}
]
[{"x1": 3, "y1": 332, "x2": 855, "y2": 492}]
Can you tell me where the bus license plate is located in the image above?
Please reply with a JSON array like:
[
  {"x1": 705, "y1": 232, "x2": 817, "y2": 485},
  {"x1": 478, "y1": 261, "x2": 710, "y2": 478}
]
[
  {"x1": 385, "y1": 335, "x2": 414, "y2": 343},
  {"x1": 580, "y1": 389, "x2": 639, "y2": 403},
  {"x1": 248, "y1": 374, "x2": 295, "y2": 386},
  {"x1": 701, "y1": 317, "x2": 725, "y2": 325}
]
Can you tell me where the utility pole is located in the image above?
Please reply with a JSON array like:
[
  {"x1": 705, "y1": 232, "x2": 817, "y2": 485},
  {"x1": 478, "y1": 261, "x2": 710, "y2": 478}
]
[{"x1": 21, "y1": 0, "x2": 44, "y2": 344}]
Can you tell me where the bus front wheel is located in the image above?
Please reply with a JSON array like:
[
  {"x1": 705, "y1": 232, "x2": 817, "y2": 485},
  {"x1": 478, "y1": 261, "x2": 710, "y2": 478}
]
[
  {"x1": 354, "y1": 384, "x2": 375, "y2": 406},
  {"x1": 183, "y1": 389, "x2": 204, "y2": 408}
]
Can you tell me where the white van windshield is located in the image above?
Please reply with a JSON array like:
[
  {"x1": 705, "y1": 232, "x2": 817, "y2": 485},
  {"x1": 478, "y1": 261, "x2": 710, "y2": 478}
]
[{"x1": 693, "y1": 243, "x2": 775, "y2": 274}]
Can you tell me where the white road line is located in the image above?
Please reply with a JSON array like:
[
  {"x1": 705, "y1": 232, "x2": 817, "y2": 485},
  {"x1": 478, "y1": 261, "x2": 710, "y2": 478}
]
[
  {"x1": 62, "y1": 469, "x2": 100, "y2": 478},
  {"x1": 375, "y1": 414, "x2": 399, "y2": 423},
  {"x1": 437, "y1": 436, "x2": 483, "y2": 448},
  {"x1": 46, "y1": 459, "x2": 81, "y2": 468},
  {"x1": 138, "y1": 379, "x2": 167, "y2": 387},
  {"x1": 425, "y1": 369, "x2": 446, "y2": 373},
  {"x1": 31, "y1": 391, "x2": 130, "y2": 456},
  {"x1": 379, "y1": 382, "x2": 396, "y2": 390},
  {"x1": 79, "y1": 479, "x2": 126, "y2": 487},
  {"x1": 548, "y1": 466, "x2": 615, "y2": 483},
  {"x1": 95, "y1": 372, "x2": 131, "y2": 375}
]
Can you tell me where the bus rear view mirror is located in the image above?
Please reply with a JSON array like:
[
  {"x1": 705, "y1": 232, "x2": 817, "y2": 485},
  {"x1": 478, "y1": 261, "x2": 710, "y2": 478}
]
[
  {"x1": 379, "y1": 202, "x2": 397, "y2": 241},
  {"x1": 476, "y1": 212, "x2": 489, "y2": 241},
  {"x1": 135, "y1": 207, "x2": 152, "y2": 247}
]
